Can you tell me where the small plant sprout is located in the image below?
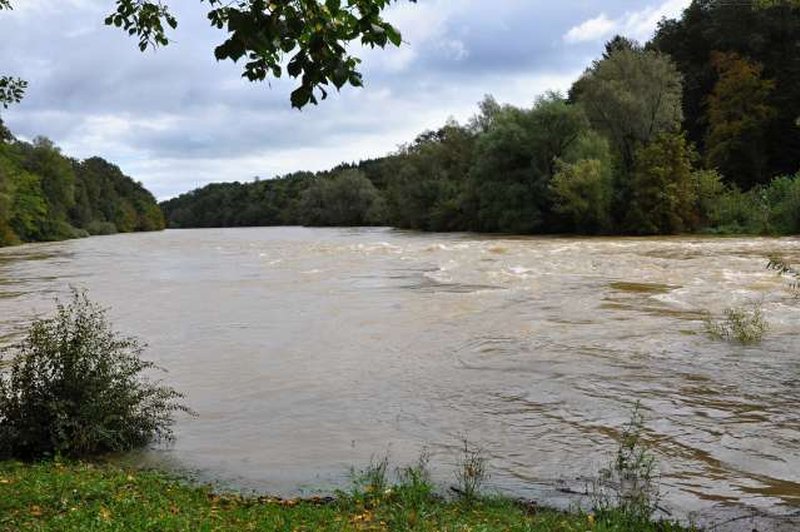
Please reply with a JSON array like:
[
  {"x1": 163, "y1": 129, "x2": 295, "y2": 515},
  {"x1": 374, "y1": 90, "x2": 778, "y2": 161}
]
[{"x1": 453, "y1": 438, "x2": 489, "y2": 503}]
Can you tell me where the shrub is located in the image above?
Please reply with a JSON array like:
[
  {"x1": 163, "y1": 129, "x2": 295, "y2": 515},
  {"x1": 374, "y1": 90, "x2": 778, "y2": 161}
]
[
  {"x1": 0, "y1": 290, "x2": 190, "y2": 459},
  {"x1": 453, "y1": 438, "x2": 489, "y2": 504},
  {"x1": 763, "y1": 174, "x2": 800, "y2": 234},
  {"x1": 704, "y1": 301, "x2": 769, "y2": 345},
  {"x1": 550, "y1": 158, "x2": 613, "y2": 234},
  {"x1": 591, "y1": 402, "x2": 660, "y2": 527}
]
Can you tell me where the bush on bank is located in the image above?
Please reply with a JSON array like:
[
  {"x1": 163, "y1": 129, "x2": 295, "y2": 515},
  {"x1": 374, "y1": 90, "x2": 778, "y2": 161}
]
[{"x1": 0, "y1": 290, "x2": 189, "y2": 460}]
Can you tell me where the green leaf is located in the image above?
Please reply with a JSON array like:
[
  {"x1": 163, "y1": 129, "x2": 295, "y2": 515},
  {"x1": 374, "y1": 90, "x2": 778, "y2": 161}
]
[{"x1": 290, "y1": 86, "x2": 312, "y2": 109}]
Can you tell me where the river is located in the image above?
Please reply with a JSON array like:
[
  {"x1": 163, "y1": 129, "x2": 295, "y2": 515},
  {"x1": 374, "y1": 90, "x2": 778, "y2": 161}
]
[{"x1": 1, "y1": 228, "x2": 798, "y2": 529}]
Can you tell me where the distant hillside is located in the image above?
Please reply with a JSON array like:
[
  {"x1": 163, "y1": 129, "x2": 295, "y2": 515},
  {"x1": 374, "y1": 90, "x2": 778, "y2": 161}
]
[{"x1": 0, "y1": 120, "x2": 164, "y2": 247}]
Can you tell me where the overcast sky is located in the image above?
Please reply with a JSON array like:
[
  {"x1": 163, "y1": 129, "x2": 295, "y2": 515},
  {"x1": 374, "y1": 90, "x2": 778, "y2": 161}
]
[{"x1": 0, "y1": 0, "x2": 690, "y2": 199}]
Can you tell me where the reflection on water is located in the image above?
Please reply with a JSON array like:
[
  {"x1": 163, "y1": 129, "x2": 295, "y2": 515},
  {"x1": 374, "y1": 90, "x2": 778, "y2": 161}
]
[{"x1": 1, "y1": 228, "x2": 799, "y2": 529}]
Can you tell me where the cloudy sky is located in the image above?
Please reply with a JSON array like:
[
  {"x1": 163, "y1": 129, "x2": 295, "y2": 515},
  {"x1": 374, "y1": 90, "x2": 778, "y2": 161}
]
[{"x1": 0, "y1": 0, "x2": 690, "y2": 199}]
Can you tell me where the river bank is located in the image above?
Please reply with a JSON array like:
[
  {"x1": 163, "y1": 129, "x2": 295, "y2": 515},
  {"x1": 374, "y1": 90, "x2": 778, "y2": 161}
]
[{"x1": 0, "y1": 460, "x2": 693, "y2": 531}]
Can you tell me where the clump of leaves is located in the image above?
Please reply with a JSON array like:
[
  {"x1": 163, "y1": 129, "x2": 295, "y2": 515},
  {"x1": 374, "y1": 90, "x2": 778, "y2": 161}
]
[
  {"x1": 453, "y1": 438, "x2": 489, "y2": 504},
  {"x1": 592, "y1": 402, "x2": 660, "y2": 527},
  {"x1": 704, "y1": 301, "x2": 769, "y2": 345},
  {"x1": 0, "y1": 289, "x2": 191, "y2": 459}
]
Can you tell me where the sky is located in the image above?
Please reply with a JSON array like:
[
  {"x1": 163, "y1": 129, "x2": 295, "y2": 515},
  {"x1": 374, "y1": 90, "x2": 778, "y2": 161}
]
[{"x1": 0, "y1": 0, "x2": 691, "y2": 200}]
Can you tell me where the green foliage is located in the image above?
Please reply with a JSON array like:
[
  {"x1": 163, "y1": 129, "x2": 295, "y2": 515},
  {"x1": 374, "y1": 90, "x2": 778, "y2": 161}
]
[
  {"x1": 592, "y1": 402, "x2": 660, "y2": 529},
  {"x1": 626, "y1": 133, "x2": 696, "y2": 234},
  {"x1": 0, "y1": 3, "x2": 26, "y2": 110},
  {"x1": 0, "y1": 128, "x2": 163, "y2": 247},
  {"x1": 299, "y1": 169, "x2": 387, "y2": 226},
  {"x1": 550, "y1": 158, "x2": 613, "y2": 234},
  {"x1": 161, "y1": 172, "x2": 315, "y2": 228},
  {"x1": 574, "y1": 45, "x2": 684, "y2": 170},
  {"x1": 105, "y1": 0, "x2": 412, "y2": 108},
  {"x1": 761, "y1": 174, "x2": 800, "y2": 234},
  {"x1": 0, "y1": 290, "x2": 189, "y2": 460},
  {"x1": 702, "y1": 174, "x2": 800, "y2": 235},
  {"x1": 692, "y1": 169, "x2": 726, "y2": 227},
  {"x1": 386, "y1": 122, "x2": 474, "y2": 232},
  {"x1": 467, "y1": 94, "x2": 591, "y2": 234},
  {"x1": 704, "y1": 301, "x2": 769, "y2": 345},
  {"x1": 4, "y1": 164, "x2": 49, "y2": 242},
  {"x1": 0, "y1": 76, "x2": 26, "y2": 110}
]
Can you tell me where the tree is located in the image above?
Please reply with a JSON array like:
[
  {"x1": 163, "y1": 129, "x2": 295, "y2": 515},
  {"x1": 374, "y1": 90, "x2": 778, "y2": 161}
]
[
  {"x1": 528, "y1": 92, "x2": 590, "y2": 179},
  {"x1": 625, "y1": 133, "x2": 697, "y2": 235},
  {"x1": 386, "y1": 121, "x2": 474, "y2": 231},
  {"x1": 467, "y1": 96, "x2": 590, "y2": 234},
  {"x1": 705, "y1": 52, "x2": 775, "y2": 189},
  {"x1": 550, "y1": 158, "x2": 613, "y2": 234},
  {"x1": 298, "y1": 169, "x2": 386, "y2": 226},
  {"x1": 651, "y1": 0, "x2": 800, "y2": 186},
  {"x1": 573, "y1": 45, "x2": 684, "y2": 171}
]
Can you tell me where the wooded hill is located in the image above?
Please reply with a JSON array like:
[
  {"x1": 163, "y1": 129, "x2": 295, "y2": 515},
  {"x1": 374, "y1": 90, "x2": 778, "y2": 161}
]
[{"x1": 0, "y1": 121, "x2": 164, "y2": 246}]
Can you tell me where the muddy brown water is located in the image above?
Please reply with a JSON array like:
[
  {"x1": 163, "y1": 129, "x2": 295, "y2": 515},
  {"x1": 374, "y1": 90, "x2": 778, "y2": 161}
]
[{"x1": 1, "y1": 228, "x2": 798, "y2": 529}]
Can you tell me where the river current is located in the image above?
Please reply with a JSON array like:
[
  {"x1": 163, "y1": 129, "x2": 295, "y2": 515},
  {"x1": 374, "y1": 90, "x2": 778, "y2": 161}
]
[{"x1": 1, "y1": 228, "x2": 798, "y2": 529}]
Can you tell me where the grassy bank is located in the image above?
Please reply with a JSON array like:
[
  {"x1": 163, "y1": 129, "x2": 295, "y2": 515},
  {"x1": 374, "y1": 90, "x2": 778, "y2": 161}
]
[{"x1": 0, "y1": 461, "x2": 693, "y2": 531}]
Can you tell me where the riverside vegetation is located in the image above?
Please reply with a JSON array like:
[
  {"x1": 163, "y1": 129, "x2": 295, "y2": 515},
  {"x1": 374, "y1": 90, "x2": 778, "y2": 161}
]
[
  {"x1": 162, "y1": 2, "x2": 800, "y2": 238},
  {"x1": 0, "y1": 293, "x2": 694, "y2": 530},
  {"x1": 0, "y1": 122, "x2": 164, "y2": 247}
]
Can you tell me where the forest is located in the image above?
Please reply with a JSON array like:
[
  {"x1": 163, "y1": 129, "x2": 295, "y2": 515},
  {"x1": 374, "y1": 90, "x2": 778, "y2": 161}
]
[
  {"x1": 0, "y1": 121, "x2": 164, "y2": 247},
  {"x1": 162, "y1": 1, "x2": 800, "y2": 236}
]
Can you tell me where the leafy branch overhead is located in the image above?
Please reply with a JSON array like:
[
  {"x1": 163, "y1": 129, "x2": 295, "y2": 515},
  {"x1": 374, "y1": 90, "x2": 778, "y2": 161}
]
[
  {"x1": 0, "y1": 1, "x2": 27, "y2": 108},
  {"x1": 106, "y1": 0, "x2": 413, "y2": 108},
  {"x1": 0, "y1": 76, "x2": 27, "y2": 109}
]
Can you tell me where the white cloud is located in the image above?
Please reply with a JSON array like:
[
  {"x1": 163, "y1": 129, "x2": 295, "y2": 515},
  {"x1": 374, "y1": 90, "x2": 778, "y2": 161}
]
[
  {"x1": 622, "y1": 0, "x2": 691, "y2": 41},
  {"x1": 1, "y1": 1, "x2": 692, "y2": 199},
  {"x1": 563, "y1": 14, "x2": 617, "y2": 44},
  {"x1": 563, "y1": 0, "x2": 691, "y2": 45}
]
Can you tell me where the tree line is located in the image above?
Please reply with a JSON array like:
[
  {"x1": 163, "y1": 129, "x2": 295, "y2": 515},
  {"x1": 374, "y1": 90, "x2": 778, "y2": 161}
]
[
  {"x1": 159, "y1": 1, "x2": 794, "y2": 236},
  {"x1": 0, "y1": 121, "x2": 164, "y2": 247}
]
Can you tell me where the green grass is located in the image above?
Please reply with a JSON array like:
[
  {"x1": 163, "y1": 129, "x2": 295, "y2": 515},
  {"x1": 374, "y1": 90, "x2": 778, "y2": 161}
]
[{"x1": 0, "y1": 460, "x2": 694, "y2": 531}]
